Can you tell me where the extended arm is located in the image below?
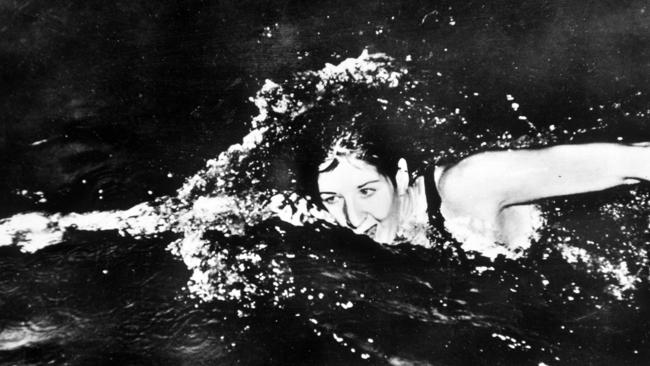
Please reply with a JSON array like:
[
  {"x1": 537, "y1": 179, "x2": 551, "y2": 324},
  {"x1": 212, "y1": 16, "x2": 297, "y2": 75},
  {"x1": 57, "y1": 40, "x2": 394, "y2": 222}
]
[{"x1": 438, "y1": 143, "x2": 650, "y2": 217}]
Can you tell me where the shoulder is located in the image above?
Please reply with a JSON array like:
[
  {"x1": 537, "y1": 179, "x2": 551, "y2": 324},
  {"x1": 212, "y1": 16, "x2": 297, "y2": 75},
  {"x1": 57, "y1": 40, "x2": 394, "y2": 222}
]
[{"x1": 434, "y1": 155, "x2": 507, "y2": 218}]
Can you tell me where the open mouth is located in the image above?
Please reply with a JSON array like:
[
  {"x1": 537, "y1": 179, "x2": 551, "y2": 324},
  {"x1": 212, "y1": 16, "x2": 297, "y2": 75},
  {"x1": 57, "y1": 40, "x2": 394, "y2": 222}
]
[
  {"x1": 364, "y1": 225, "x2": 377, "y2": 237},
  {"x1": 353, "y1": 223, "x2": 377, "y2": 237}
]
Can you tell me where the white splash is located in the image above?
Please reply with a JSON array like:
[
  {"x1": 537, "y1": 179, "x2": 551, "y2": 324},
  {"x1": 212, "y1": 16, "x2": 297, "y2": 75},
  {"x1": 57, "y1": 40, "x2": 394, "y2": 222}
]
[
  {"x1": 441, "y1": 204, "x2": 545, "y2": 260},
  {"x1": 557, "y1": 244, "x2": 640, "y2": 299}
]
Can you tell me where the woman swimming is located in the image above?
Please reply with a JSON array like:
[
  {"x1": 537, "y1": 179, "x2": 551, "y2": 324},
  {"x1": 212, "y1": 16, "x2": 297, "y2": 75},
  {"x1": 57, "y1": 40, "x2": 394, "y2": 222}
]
[
  {"x1": 250, "y1": 51, "x2": 650, "y2": 256},
  {"x1": 316, "y1": 132, "x2": 650, "y2": 253}
]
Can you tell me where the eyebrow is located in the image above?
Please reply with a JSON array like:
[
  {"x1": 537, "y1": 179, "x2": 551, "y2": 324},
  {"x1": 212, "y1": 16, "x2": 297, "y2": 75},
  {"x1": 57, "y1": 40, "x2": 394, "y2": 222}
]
[{"x1": 357, "y1": 179, "x2": 380, "y2": 188}]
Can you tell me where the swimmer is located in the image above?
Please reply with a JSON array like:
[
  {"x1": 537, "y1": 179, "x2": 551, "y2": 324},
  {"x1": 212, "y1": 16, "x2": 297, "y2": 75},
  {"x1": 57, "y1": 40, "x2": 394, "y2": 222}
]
[
  {"x1": 315, "y1": 133, "x2": 650, "y2": 251},
  {"x1": 244, "y1": 52, "x2": 650, "y2": 254}
]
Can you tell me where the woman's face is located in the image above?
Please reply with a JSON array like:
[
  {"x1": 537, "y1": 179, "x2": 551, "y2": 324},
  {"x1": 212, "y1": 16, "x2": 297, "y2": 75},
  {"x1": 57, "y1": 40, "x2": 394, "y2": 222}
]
[{"x1": 317, "y1": 156, "x2": 401, "y2": 242}]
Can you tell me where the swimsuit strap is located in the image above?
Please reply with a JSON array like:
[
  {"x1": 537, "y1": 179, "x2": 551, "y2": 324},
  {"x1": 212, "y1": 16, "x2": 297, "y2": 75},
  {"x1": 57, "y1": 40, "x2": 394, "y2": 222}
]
[
  {"x1": 423, "y1": 166, "x2": 469, "y2": 265},
  {"x1": 424, "y1": 166, "x2": 445, "y2": 229}
]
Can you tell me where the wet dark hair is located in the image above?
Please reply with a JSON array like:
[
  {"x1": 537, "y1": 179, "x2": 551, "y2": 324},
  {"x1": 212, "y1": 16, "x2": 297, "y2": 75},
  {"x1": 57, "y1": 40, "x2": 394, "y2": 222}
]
[
  {"x1": 317, "y1": 136, "x2": 401, "y2": 184},
  {"x1": 284, "y1": 83, "x2": 439, "y2": 202},
  {"x1": 233, "y1": 66, "x2": 462, "y2": 204}
]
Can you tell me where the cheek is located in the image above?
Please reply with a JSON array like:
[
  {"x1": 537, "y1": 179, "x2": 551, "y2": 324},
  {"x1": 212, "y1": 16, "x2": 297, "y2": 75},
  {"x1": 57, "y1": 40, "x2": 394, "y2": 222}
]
[
  {"x1": 323, "y1": 203, "x2": 344, "y2": 220},
  {"x1": 367, "y1": 189, "x2": 396, "y2": 220},
  {"x1": 324, "y1": 204, "x2": 351, "y2": 227}
]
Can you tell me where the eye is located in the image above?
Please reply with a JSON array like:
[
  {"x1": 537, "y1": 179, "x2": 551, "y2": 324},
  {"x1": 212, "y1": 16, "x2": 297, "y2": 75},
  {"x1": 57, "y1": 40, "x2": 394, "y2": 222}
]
[
  {"x1": 321, "y1": 195, "x2": 340, "y2": 205},
  {"x1": 359, "y1": 188, "x2": 376, "y2": 197}
]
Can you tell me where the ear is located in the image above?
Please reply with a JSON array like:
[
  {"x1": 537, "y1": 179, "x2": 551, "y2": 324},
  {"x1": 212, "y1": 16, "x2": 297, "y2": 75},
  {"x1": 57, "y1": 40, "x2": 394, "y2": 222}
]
[{"x1": 395, "y1": 158, "x2": 409, "y2": 195}]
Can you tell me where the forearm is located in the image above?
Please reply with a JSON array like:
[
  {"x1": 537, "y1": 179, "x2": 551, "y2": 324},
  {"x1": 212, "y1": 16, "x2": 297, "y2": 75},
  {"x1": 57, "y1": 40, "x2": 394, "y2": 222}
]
[
  {"x1": 505, "y1": 143, "x2": 650, "y2": 202},
  {"x1": 439, "y1": 143, "x2": 650, "y2": 212}
]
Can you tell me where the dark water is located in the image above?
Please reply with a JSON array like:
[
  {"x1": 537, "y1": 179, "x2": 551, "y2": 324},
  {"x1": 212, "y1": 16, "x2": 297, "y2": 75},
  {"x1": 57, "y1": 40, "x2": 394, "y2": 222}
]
[
  {"x1": 2, "y1": 1, "x2": 650, "y2": 365},
  {"x1": 2, "y1": 215, "x2": 650, "y2": 365}
]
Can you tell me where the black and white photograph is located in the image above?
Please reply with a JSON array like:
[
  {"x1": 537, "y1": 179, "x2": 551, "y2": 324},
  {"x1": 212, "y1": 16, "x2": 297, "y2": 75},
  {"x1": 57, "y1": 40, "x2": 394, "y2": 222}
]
[{"x1": 1, "y1": 1, "x2": 650, "y2": 364}]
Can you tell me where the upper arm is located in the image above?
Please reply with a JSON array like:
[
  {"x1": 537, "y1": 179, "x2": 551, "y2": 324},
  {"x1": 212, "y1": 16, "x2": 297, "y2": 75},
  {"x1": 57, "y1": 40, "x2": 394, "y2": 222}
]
[{"x1": 436, "y1": 152, "x2": 511, "y2": 220}]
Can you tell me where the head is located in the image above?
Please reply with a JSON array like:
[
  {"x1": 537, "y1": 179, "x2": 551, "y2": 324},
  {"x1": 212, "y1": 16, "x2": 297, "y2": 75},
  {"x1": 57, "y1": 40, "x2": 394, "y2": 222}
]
[{"x1": 316, "y1": 134, "x2": 410, "y2": 243}]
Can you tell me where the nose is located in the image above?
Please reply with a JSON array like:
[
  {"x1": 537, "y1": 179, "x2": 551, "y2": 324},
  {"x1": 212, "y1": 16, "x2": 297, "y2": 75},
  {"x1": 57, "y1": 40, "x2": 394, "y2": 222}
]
[{"x1": 343, "y1": 198, "x2": 365, "y2": 228}]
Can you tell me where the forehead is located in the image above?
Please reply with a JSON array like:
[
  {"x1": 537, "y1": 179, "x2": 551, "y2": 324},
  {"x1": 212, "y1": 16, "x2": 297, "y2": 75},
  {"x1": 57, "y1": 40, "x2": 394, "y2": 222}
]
[{"x1": 317, "y1": 157, "x2": 383, "y2": 192}]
